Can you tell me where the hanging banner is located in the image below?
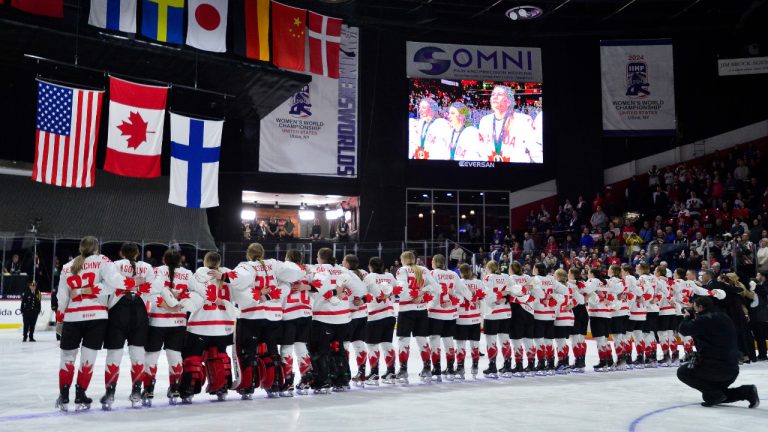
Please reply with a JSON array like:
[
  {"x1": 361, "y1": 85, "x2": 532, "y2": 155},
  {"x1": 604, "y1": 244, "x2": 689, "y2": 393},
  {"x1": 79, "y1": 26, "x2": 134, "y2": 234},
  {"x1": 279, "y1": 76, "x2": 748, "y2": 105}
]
[
  {"x1": 259, "y1": 25, "x2": 358, "y2": 177},
  {"x1": 600, "y1": 39, "x2": 676, "y2": 136}
]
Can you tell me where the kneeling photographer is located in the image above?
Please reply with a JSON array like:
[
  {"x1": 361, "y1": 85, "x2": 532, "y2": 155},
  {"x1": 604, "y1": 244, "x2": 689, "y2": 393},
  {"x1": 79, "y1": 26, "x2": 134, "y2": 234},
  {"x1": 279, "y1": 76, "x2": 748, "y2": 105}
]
[{"x1": 676, "y1": 296, "x2": 759, "y2": 408}]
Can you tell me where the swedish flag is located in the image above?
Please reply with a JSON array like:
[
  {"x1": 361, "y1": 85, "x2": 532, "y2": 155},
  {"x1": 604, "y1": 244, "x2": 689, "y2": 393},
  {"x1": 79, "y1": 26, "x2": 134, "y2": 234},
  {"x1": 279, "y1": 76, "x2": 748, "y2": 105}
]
[{"x1": 141, "y1": 0, "x2": 184, "y2": 44}]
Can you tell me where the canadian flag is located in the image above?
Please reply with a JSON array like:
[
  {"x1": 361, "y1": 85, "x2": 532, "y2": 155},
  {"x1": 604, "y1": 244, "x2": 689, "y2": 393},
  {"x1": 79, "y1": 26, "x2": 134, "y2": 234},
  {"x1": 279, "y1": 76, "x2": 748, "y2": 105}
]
[
  {"x1": 187, "y1": 0, "x2": 228, "y2": 53},
  {"x1": 104, "y1": 77, "x2": 168, "y2": 178},
  {"x1": 307, "y1": 11, "x2": 342, "y2": 79}
]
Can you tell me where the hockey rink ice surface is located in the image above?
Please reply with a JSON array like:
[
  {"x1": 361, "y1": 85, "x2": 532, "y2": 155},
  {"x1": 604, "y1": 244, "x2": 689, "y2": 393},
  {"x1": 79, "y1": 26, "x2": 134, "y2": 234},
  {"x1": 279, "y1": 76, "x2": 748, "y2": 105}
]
[{"x1": 0, "y1": 330, "x2": 765, "y2": 432}]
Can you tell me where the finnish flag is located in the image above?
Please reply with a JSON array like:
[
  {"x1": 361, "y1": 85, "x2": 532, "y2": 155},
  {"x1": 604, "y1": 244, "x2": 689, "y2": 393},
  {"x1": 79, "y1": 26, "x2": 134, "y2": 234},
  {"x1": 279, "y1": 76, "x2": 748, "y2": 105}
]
[
  {"x1": 88, "y1": 0, "x2": 137, "y2": 33},
  {"x1": 169, "y1": 113, "x2": 223, "y2": 209}
]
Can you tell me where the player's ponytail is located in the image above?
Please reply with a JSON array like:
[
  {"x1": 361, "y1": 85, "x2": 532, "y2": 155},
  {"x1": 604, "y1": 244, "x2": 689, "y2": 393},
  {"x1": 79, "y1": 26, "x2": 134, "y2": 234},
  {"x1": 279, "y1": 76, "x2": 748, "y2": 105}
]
[
  {"x1": 246, "y1": 242, "x2": 266, "y2": 272},
  {"x1": 285, "y1": 249, "x2": 303, "y2": 265},
  {"x1": 609, "y1": 264, "x2": 622, "y2": 278},
  {"x1": 72, "y1": 236, "x2": 98, "y2": 275},
  {"x1": 400, "y1": 251, "x2": 422, "y2": 287},
  {"x1": 486, "y1": 260, "x2": 500, "y2": 275},
  {"x1": 317, "y1": 247, "x2": 334, "y2": 266},
  {"x1": 120, "y1": 242, "x2": 139, "y2": 276},
  {"x1": 554, "y1": 269, "x2": 568, "y2": 283},
  {"x1": 204, "y1": 251, "x2": 221, "y2": 270},
  {"x1": 163, "y1": 249, "x2": 181, "y2": 289},
  {"x1": 344, "y1": 254, "x2": 364, "y2": 280},
  {"x1": 432, "y1": 254, "x2": 446, "y2": 270},
  {"x1": 510, "y1": 261, "x2": 522, "y2": 276},
  {"x1": 588, "y1": 267, "x2": 606, "y2": 285},
  {"x1": 621, "y1": 263, "x2": 634, "y2": 276},
  {"x1": 568, "y1": 268, "x2": 581, "y2": 282}
]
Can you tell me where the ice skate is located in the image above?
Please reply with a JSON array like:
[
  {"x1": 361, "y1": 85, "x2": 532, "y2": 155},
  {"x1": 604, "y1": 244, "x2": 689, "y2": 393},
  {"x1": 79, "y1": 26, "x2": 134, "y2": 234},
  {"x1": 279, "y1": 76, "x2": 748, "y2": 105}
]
[
  {"x1": 659, "y1": 353, "x2": 671, "y2": 367},
  {"x1": 364, "y1": 370, "x2": 380, "y2": 386},
  {"x1": 534, "y1": 360, "x2": 547, "y2": 376},
  {"x1": 431, "y1": 361, "x2": 442, "y2": 383},
  {"x1": 545, "y1": 358, "x2": 556, "y2": 376},
  {"x1": 56, "y1": 385, "x2": 70, "y2": 412},
  {"x1": 555, "y1": 361, "x2": 569, "y2": 375},
  {"x1": 396, "y1": 367, "x2": 409, "y2": 385},
  {"x1": 511, "y1": 362, "x2": 525, "y2": 378},
  {"x1": 381, "y1": 366, "x2": 396, "y2": 384},
  {"x1": 471, "y1": 360, "x2": 479, "y2": 379},
  {"x1": 499, "y1": 359, "x2": 513, "y2": 378},
  {"x1": 483, "y1": 362, "x2": 499, "y2": 379},
  {"x1": 74, "y1": 385, "x2": 92, "y2": 412},
  {"x1": 100, "y1": 384, "x2": 115, "y2": 411},
  {"x1": 593, "y1": 359, "x2": 606, "y2": 372},
  {"x1": 633, "y1": 353, "x2": 645, "y2": 370},
  {"x1": 351, "y1": 368, "x2": 366, "y2": 387},
  {"x1": 215, "y1": 389, "x2": 228, "y2": 401},
  {"x1": 167, "y1": 385, "x2": 181, "y2": 405},
  {"x1": 420, "y1": 363, "x2": 432, "y2": 383},
  {"x1": 671, "y1": 351, "x2": 680, "y2": 367},
  {"x1": 615, "y1": 356, "x2": 627, "y2": 372},
  {"x1": 129, "y1": 382, "x2": 142, "y2": 408},
  {"x1": 454, "y1": 364, "x2": 465, "y2": 380}
]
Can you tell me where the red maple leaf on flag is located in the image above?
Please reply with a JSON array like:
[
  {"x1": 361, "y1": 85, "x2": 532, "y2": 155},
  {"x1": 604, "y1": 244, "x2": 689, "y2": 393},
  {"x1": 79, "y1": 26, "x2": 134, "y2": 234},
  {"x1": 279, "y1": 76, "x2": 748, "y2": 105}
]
[{"x1": 117, "y1": 111, "x2": 149, "y2": 150}]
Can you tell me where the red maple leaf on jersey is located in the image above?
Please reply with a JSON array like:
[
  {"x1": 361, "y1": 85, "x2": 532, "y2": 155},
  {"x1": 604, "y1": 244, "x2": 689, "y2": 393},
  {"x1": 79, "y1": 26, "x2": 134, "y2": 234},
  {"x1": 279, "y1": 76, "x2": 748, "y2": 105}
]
[
  {"x1": 251, "y1": 288, "x2": 261, "y2": 301},
  {"x1": 476, "y1": 290, "x2": 487, "y2": 300},
  {"x1": 392, "y1": 285, "x2": 403, "y2": 296},
  {"x1": 364, "y1": 293, "x2": 374, "y2": 303},
  {"x1": 117, "y1": 111, "x2": 149, "y2": 150},
  {"x1": 269, "y1": 287, "x2": 282, "y2": 300},
  {"x1": 408, "y1": 288, "x2": 420, "y2": 299},
  {"x1": 376, "y1": 292, "x2": 388, "y2": 302},
  {"x1": 422, "y1": 293, "x2": 434, "y2": 302}
]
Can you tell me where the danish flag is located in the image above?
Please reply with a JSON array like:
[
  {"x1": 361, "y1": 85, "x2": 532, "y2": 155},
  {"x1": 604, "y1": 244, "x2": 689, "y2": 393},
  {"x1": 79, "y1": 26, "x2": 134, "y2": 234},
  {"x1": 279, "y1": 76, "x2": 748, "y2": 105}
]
[{"x1": 307, "y1": 11, "x2": 341, "y2": 78}]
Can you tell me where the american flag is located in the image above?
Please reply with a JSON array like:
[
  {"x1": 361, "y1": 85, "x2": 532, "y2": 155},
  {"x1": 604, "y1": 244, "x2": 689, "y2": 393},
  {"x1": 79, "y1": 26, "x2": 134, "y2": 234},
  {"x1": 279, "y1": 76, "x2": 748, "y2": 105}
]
[{"x1": 32, "y1": 81, "x2": 104, "y2": 188}]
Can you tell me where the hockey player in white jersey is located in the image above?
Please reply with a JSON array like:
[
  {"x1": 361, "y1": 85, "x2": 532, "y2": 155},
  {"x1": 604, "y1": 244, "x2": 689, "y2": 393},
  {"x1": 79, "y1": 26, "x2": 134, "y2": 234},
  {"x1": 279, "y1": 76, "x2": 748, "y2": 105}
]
[
  {"x1": 394, "y1": 251, "x2": 440, "y2": 384},
  {"x1": 100, "y1": 243, "x2": 157, "y2": 410},
  {"x1": 455, "y1": 264, "x2": 484, "y2": 379},
  {"x1": 428, "y1": 254, "x2": 471, "y2": 382},
  {"x1": 481, "y1": 261, "x2": 514, "y2": 379},
  {"x1": 178, "y1": 252, "x2": 237, "y2": 403},
  {"x1": 531, "y1": 263, "x2": 568, "y2": 375},
  {"x1": 305, "y1": 248, "x2": 367, "y2": 393},
  {"x1": 227, "y1": 243, "x2": 304, "y2": 398},
  {"x1": 362, "y1": 257, "x2": 398, "y2": 385},
  {"x1": 56, "y1": 236, "x2": 140, "y2": 412},
  {"x1": 143, "y1": 249, "x2": 198, "y2": 406},
  {"x1": 343, "y1": 254, "x2": 371, "y2": 387},
  {"x1": 279, "y1": 250, "x2": 313, "y2": 396}
]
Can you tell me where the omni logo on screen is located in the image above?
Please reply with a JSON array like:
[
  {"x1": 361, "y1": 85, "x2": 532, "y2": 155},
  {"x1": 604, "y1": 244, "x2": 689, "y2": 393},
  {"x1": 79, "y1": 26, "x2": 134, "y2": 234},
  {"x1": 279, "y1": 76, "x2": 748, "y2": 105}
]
[
  {"x1": 288, "y1": 85, "x2": 312, "y2": 117},
  {"x1": 413, "y1": 47, "x2": 452, "y2": 75}
]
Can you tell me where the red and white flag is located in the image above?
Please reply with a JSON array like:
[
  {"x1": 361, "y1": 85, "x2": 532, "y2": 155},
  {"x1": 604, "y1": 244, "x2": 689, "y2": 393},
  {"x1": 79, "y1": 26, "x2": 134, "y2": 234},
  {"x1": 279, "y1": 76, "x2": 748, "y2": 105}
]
[
  {"x1": 104, "y1": 77, "x2": 168, "y2": 178},
  {"x1": 187, "y1": 0, "x2": 228, "y2": 53},
  {"x1": 308, "y1": 11, "x2": 341, "y2": 79},
  {"x1": 32, "y1": 81, "x2": 104, "y2": 188}
]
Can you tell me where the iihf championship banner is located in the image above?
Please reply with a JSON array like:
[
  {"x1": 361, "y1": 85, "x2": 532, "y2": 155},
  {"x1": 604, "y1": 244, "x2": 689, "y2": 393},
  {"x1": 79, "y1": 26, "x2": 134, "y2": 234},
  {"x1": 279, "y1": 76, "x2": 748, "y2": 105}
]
[
  {"x1": 600, "y1": 39, "x2": 677, "y2": 136},
  {"x1": 406, "y1": 41, "x2": 542, "y2": 82},
  {"x1": 258, "y1": 25, "x2": 358, "y2": 177}
]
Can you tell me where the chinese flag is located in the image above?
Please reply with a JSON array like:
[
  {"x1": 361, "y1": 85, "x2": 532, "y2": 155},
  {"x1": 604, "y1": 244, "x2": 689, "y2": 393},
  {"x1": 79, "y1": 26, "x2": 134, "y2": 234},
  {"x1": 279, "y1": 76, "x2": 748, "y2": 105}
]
[
  {"x1": 11, "y1": 0, "x2": 64, "y2": 17},
  {"x1": 271, "y1": 1, "x2": 305, "y2": 72}
]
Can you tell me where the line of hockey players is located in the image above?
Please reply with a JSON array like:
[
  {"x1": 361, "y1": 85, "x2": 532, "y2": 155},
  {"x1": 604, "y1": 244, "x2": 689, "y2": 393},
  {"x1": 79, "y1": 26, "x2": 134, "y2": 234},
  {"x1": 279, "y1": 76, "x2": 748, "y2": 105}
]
[{"x1": 54, "y1": 236, "x2": 727, "y2": 412}]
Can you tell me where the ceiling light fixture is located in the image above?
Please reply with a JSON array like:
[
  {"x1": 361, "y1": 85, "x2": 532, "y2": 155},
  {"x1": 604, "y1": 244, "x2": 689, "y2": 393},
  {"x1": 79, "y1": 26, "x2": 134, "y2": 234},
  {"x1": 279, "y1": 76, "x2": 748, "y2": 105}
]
[{"x1": 506, "y1": 5, "x2": 544, "y2": 21}]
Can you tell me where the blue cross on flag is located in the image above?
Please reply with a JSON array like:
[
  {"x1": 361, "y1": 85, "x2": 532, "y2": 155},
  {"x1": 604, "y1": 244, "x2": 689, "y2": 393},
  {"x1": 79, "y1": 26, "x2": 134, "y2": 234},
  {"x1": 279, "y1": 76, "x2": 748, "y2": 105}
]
[{"x1": 169, "y1": 113, "x2": 223, "y2": 208}]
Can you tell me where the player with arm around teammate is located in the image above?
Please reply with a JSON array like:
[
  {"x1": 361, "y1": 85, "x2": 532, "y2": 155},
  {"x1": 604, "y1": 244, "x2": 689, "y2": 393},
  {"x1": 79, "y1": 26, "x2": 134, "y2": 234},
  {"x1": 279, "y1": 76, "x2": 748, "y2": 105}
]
[{"x1": 56, "y1": 236, "x2": 139, "y2": 412}]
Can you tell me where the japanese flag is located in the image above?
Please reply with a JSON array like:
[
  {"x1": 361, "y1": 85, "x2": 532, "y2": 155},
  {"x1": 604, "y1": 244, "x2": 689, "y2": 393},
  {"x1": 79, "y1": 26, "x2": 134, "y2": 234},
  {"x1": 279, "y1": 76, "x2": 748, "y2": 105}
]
[{"x1": 187, "y1": 0, "x2": 228, "y2": 53}]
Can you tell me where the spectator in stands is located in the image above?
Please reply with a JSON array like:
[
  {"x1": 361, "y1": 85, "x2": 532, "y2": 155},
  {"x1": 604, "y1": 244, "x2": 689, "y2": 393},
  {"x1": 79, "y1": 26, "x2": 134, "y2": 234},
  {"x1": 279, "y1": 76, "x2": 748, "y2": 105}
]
[
  {"x1": 284, "y1": 217, "x2": 295, "y2": 238},
  {"x1": 591, "y1": 193, "x2": 603, "y2": 212},
  {"x1": 590, "y1": 205, "x2": 608, "y2": 230},
  {"x1": 734, "y1": 159, "x2": 750, "y2": 182},
  {"x1": 758, "y1": 239, "x2": 768, "y2": 274},
  {"x1": 522, "y1": 232, "x2": 535, "y2": 253},
  {"x1": 311, "y1": 219, "x2": 322, "y2": 240},
  {"x1": 544, "y1": 236, "x2": 558, "y2": 255},
  {"x1": 579, "y1": 227, "x2": 594, "y2": 249},
  {"x1": 687, "y1": 192, "x2": 704, "y2": 218},
  {"x1": 449, "y1": 243, "x2": 466, "y2": 269},
  {"x1": 637, "y1": 220, "x2": 653, "y2": 243},
  {"x1": 4, "y1": 254, "x2": 21, "y2": 273},
  {"x1": 144, "y1": 250, "x2": 157, "y2": 267},
  {"x1": 255, "y1": 220, "x2": 270, "y2": 240},
  {"x1": 648, "y1": 165, "x2": 660, "y2": 187},
  {"x1": 750, "y1": 219, "x2": 764, "y2": 243}
]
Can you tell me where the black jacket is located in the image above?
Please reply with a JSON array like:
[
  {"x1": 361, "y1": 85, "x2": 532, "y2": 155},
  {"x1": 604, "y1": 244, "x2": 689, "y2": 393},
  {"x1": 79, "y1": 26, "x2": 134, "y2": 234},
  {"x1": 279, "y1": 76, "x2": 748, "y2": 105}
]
[
  {"x1": 750, "y1": 282, "x2": 768, "y2": 323},
  {"x1": 20, "y1": 289, "x2": 41, "y2": 314},
  {"x1": 678, "y1": 309, "x2": 739, "y2": 372}
]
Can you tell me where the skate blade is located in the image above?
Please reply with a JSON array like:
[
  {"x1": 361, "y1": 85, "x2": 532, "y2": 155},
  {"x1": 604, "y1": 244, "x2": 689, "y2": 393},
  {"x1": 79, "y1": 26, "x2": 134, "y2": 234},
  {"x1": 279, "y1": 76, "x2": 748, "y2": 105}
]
[
  {"x1": 365, "y1": 381, "x2": 380, "y2": 386},
  {"x1": 75, "y1": 403, "x2": 91, "y2": 412},
  {"x1": 55, "y1": 401, "x2": 69, "y2": 412},
  {"x1": 101, "y1": 403, "x2": 112, "y2": 411},
  {"x1": 169, "y1": 397, "x2": 179, "y2": 405},
  {"x1": 279, "y1": 391, "x2": 294, "y2": 397},
  {"x1": 216, "y1": 393, "x2": 227, "y2": 401},
  {"x1": 142, "y1": 399, "x2": 153, "y2": 407},
  {"x1": 484, "y1": 374, "x2": 499, "y2": 379}
]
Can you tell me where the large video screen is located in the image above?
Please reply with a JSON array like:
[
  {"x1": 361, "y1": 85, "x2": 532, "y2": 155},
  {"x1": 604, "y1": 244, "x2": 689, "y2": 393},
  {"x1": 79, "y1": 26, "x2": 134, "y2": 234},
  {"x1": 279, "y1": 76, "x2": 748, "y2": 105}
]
[{"x1": 408, "y1": 79, "x2": 542, "y2": 163}]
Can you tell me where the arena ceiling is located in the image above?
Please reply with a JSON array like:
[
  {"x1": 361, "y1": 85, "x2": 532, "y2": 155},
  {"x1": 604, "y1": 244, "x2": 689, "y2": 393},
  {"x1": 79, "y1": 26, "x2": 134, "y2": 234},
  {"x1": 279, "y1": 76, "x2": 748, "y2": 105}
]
[{"x1": 323, "y1": 0, "x2": 768, "y2": 38}]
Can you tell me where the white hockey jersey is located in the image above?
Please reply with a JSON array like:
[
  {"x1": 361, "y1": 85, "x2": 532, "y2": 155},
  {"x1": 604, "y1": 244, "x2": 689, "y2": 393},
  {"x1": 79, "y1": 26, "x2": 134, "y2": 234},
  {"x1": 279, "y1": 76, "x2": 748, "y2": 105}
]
[
  {"x1": 281, "y1": 265, "x2": 312, "y2": 321},
  {"x1": 531, "y1": 275, "x2": 568, "y2": 321},
  {"x1": 308, "y1": 264, "x2": 367, "y2": 325},
  {"x1": 625, "y1": 275, "x2": 648, "y2": 321},
  {"x1": 509, "y1": 273, "x2": 535, "y2": 315},
  {"x1": 362, "y1": 272, "x2": 397, "y2": 321},
  {"x1": 394, "y1": 265, "x2": 439, "y2": 313},
  {"x1": 229, "y1": 259, "x2": 305, "y2": 321},
  {"x1": 350, "y1": 269, "x2": 370, "y2": 320},
  {"x1": 583, "y1": 278, "x2": 622, "y2": 318},
  {"x1": 457, "y1": 278, "x2": 483, "y2": 326},
  {"x1": 556, "y1": 281, "x2": 586, "y2": 327},
  {"x1": 147, "y1": 266, "x2": 199, "y2": 327},
  {"x1": 657, "y1": 276, "x2": 676, "y2": 316},
  {"x1": 481, "y1": 273, "x2": 514, "y2": 320},
  {"x1": 109, "y1": 259, "x2": 158, "y2": 309},
  {"x1": 429, "y1": 269, "x2": 470, "y2": 321},
  {"x1": 608, "y1": 277, "x2": 629, "y2": 318},
  {"x1": 57, "y1": 255, "x2": 135, "y2": 322},
  {"x1": 185, "y1": 267, "x2": 237, "y2": 336}
]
